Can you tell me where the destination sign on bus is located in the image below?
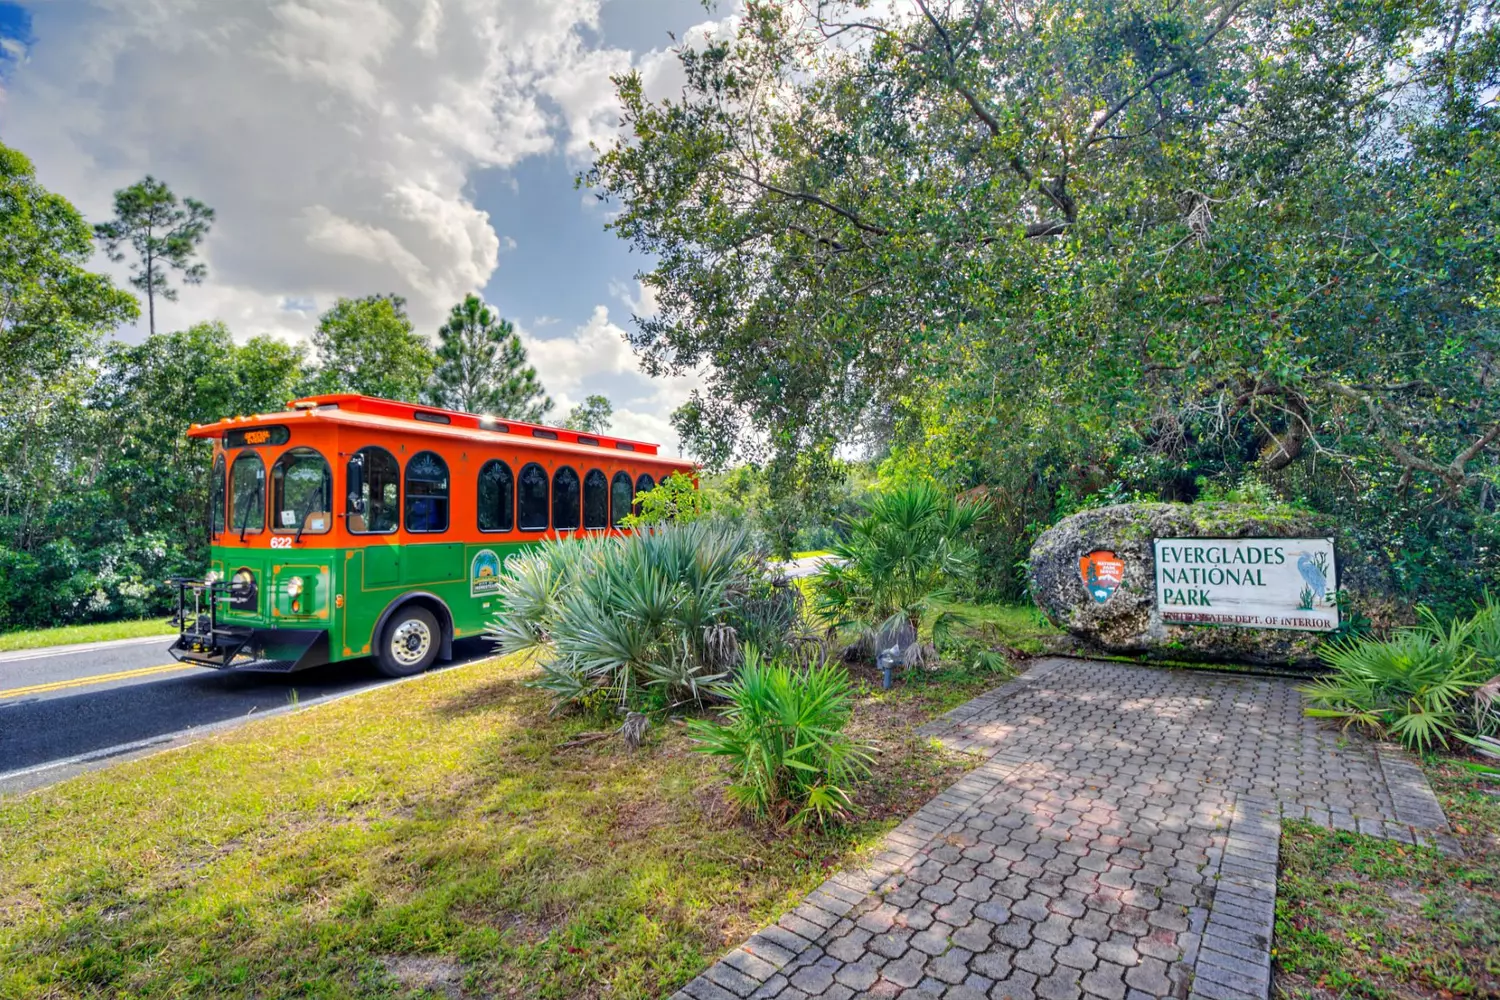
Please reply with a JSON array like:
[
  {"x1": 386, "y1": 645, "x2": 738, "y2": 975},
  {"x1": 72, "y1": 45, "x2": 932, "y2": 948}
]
[{"x1": 224, "y1": 425, "x2": 290, "y2": 448}]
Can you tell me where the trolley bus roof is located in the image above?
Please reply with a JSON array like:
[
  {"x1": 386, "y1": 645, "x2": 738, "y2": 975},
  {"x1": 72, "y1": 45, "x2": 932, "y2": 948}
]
[{"x1": 186, "y1": 393, "x2": 684, "y2": 464}]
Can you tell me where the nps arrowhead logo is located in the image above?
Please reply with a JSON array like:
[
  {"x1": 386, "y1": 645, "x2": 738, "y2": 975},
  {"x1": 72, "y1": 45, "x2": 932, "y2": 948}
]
[{"x1": 1079, "y1": 550, "x2": 1124, "y2": 604}]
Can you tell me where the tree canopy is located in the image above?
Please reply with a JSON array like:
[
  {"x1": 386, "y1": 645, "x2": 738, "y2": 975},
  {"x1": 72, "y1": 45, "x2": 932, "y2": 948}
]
[
  {"x1": 562, "y1": 394, "x2": 613, "y2": 434},
  {"x1": 311, "y1": 294, "x2": 437, "y2": 403},
  {"x1": 590, "y1": 0, "x2": 1500, "y2": 603},
  {"x1": 1, "y1": 142, "x2": 138, "y2": 397}
]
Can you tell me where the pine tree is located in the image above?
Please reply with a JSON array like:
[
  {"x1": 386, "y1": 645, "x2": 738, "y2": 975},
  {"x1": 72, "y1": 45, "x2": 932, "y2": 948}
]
[
  {"x1": 426, "y1": 295, "x2": 553, "y2": 421},
  {"x1": 93, "y1": 176, "x2": 214, "y2": 336}
]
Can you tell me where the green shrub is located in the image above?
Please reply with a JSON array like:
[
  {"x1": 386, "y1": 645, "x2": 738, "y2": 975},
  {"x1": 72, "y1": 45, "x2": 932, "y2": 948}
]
[
  {"x1": 1469, "y1": 593, "x2": 1500, "y2": 672},
  {"x1": 619, "y1": 471, "x2": 710, "y2": 527},
  {"x1": 812, "y1": 482, "x2": 989, "y2": 662},
  {"x1": 1303, "y1": 611, "x2": 1491, "y2": 752},
  {"x1": 687, "y1": 647, "x2": 872, "y2": 827},
  {"x1": 488, "y1": 521, "x2": 796, "y2": 711}
]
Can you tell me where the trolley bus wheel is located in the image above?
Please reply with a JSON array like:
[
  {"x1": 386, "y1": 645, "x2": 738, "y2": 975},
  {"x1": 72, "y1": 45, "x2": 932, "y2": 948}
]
[{"x1": 375, "y1": 604, "x2": 441, "y2": 677}]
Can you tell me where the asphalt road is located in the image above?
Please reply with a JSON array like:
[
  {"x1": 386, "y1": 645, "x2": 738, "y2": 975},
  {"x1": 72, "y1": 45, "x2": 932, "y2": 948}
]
[
  {"x1": 1, "y1": 556, "x2": 832, "y2": 796},
  {"x1": 0, "y1": 633, "x2": 496, "y2": 795}
]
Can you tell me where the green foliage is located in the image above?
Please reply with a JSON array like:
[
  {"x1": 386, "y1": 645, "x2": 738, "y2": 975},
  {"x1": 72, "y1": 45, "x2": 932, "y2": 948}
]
[
  {"x1": 2, "y1": 142, "x2": 139, "y2": 394},
  {"x1": 425, "y1": 294, "x2": 553, "y2": 420},
  {"x1": 311, "y1": 294, "x2": 436, "y2": 403},
  {"x1": 1468, "y1": 593, "x2": 1500, "y2": 673},
  {"x1": 687, "y1": 647, "x2": 872, "y2": 827},
  {"x1": 590, "y1": 0, "x2": 1500, "y2": 613},
  {"x1": 0, "y1": 322, "x2": 311, "y2": 629},
  {"x1": 812, "y1": 483, "x2": 989, "y2": 652},
  {"x1": 93, "y1": 175, "x2": 213, "y2": 335},
  {"x1": 562, "y1": 394, "x2": 613, "y2": 434},
  {"x1": 701, "y1": 459, "x2": 873, "y2": 557},
  {"x1": 620, "y1": 471, "x2": 709, "y2": 527},
  {"x1": 488, "y1": 522, "x2": 798, "y2": 711},
  {"x1": 1304, "y1": 612, "x2": 1493, "y2": 752}
]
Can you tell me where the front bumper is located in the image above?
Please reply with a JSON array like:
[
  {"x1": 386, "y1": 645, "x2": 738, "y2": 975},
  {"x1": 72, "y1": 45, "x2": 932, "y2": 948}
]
[
  {"x1": 169, "y1": 625, "x2": 330, "y2": 672},
  {"x1": 167, "y1": 577, "x2": 330, "y2": 671}
]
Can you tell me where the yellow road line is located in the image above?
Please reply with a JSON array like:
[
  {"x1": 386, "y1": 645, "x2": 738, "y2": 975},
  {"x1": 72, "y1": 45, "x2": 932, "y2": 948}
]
[{"x1": 0, "y1": 662, "x2": 197, "y2": 700}]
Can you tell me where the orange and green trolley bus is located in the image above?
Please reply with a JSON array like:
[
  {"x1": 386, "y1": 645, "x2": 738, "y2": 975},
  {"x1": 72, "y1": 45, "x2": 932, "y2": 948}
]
[{"x1": 168, "y1": 394, "x2": 693, "y2": 677}]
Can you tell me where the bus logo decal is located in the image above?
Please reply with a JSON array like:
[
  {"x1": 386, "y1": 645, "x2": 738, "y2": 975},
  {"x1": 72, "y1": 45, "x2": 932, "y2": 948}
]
[{"x1": 471, "y1": 549, "x2": 502, "y2": 597}]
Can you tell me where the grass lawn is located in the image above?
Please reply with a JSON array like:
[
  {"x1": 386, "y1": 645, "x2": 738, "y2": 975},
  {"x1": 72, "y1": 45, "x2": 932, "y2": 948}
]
[
  {"x1": 0, "y1": 630, "x2": 1044, "y2": 1000},
  {"x1": 0, "y1": 618, "x2": 176, "y2": 653},
  {"x1": 790, "y1": 549, "x2": 834, "y2": 559},
  {"x1": 1274, "y1": 757, "x2": 1500, "y2": 999}
]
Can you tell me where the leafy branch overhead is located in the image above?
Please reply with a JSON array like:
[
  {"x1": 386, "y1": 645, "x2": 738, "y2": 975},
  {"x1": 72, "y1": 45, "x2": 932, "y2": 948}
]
[{"x1": 588, "y1": 0, "x2": 1500, "y2": 510}]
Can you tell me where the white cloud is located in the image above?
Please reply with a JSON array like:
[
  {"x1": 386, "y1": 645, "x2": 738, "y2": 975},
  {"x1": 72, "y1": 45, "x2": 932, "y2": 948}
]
[
  {"x1": 611, "y1": 277, "x2": 660, "y2": 318},
  {"x1": 522, "y1": 304, "x2": 636, "y2": 396},
  {"x1": 0, "y1": 0, "x2": 726, "y2": 445},
  {"x1": 0, "y1": 0, "x2": 612, "y2": 337},
  {"x1": 520, "y1": 304, "x2": 702, "y2": 455}
]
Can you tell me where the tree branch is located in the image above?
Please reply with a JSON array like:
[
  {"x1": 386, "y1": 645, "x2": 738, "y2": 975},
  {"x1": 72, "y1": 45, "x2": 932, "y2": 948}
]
[
  {"x1": 1080, "y1": 0, "x2": 1249, "y2": 151},
  {"x1": 1327, "y1": 381, "x2": 1500, "y2": 491},
  {"x1": 726, "y1": 170, "x2": 890, "y2": 236}
]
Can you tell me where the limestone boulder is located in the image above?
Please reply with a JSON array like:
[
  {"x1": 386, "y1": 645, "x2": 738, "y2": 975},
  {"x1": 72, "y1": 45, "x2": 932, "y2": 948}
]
[{"x1": 1028, "y1": 502, "x2": 1404, "y2": 667}]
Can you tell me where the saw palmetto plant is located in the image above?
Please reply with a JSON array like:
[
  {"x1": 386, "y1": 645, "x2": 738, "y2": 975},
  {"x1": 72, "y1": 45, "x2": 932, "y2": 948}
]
[
  {"x1": 686, "y1": 646, "x2": 872, "y2": 828},
  {"x1": 487, "y1": 521, "x2": 795, "y2": 712},
  {"x1": 1303, "y1": 610, "x2": 1490, "y2": 752},
  {"x1": 812, "y1": 481, "x2": 989, "y2": 664}
]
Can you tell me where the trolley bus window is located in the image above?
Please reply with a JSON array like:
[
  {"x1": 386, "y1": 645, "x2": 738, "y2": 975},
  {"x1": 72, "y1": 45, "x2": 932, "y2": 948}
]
[
  {"x1": 553, "y1": 466, "x2": 581, "y2": 532},
  {"x1": 478, "y1": 459, "x2": 514, "y2": 532},
  {"x1": 346, "y1": 446, "x2": 400, "y2": 534},
  {"x1": 634, "y1": 474, "x2": 655, "y2": 515},
  {"x1": 610, "y1": 472, "x2": 633, "y2": 527},
  {"x1": 518, "y1": 462, "x2": 548, "y2": 530},
  {"x1": 210, "y1": 453, "x2": 226, "y2": 537},
  {"x1": 230, "y1": 451, "x2": 266, "y2": 535},
  {"x1": 271, "y1": 447, "x2": 333, "y2": 535},
  {"x1": 583, "y1": 469, "x2": 608, "y2": 529},
  {"x1": 405, "y1": 451, "x2": 450, "y2": 533}
]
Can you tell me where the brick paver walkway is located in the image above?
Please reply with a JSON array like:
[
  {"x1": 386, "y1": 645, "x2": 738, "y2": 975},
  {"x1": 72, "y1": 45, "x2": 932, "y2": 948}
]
[{"x1": 671, "y1": 658, "x2": 1455, "y2": 1000}]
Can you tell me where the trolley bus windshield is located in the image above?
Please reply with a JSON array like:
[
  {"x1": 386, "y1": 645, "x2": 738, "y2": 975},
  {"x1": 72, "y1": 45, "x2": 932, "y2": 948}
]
[{"x1": 230, "y1": 452, "x2": 265, "y2": 540}]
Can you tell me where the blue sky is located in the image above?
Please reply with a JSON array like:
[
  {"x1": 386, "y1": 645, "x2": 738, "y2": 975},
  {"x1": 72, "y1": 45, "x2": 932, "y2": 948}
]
[{"x1": 0, "y1": 0, "x2": 724, "y2": 448}]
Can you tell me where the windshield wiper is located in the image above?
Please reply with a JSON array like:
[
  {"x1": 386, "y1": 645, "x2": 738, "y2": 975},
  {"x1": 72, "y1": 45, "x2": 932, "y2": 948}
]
[
  {"x1": 238, "y1": 482, "x2": 262, "y2": 542},
  {"x1": 294, "y1": 511, "x2": 309, "y2": 545}
]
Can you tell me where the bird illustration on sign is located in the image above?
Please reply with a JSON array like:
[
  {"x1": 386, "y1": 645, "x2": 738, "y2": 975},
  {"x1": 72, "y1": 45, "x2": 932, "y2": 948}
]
[
  {"x1": 1079, "y1": 550, "x2": 1125, "y2": 604},
  {"x1": 1295, "y1": 549, "x2": 1332, "y2": 610}
]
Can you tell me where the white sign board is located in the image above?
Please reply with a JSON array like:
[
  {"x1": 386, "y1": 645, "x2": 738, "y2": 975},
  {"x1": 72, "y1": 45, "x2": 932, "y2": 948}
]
[{"x1": 1154, "y1": 538, "x2": 1338, "y2": 632}]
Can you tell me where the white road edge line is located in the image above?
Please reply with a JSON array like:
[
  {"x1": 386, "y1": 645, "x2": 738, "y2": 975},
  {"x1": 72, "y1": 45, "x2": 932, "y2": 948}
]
[
  {"x1": 0, "y1": 634, "x2": 172, "y2": 664},
  {"x1": 0, "y1": 657, "x2": 480, "y2": 785}
]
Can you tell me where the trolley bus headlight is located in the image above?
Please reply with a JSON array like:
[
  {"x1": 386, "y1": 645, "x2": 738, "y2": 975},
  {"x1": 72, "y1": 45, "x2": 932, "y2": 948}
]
[
  {"x1": 205, "y1": 570, "x2": 221, "y2": 585},
  {"x1": 286, "y1": 577, "x2": 303, "y2": 599}
]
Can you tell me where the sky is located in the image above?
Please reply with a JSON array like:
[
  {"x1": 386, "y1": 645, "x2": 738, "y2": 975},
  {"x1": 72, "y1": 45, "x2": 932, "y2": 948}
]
[{"x1": 0, "y1": 0, "x2": 737, "y2": 452}]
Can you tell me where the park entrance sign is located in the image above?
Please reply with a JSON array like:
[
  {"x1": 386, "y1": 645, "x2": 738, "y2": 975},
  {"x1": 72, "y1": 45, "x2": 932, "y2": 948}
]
[
  {"x1": 1154, "y1": 538, "x2": 1338, "y2": 631},
  {"x1": 1028, "y1": 502, "x2": 1399, "y2": 666}
]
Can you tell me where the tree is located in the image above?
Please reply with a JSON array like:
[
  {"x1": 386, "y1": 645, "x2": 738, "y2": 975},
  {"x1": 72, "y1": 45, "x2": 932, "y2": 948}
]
[
  {"x1": 311, "y1": 295, "x2": 436, "y2": 403},
  {"x1": 562, "y1": 394, "x2": 613, "y2": 434},
  {"x1": 425, "y1": 293, "x2": 554, "y2": 420},
  {"x1": 1, "y1": 140, "x2": 137, "y2": 565},
  {"x1": 590, "y1": 0, "x2": 1500, "y2": 605},
  {"x1": 1, "y1": 142, "x2": 138, "y2": 392},
  {"x1": 93, "y1": 176, "x2": 213, "y2": 335}
]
